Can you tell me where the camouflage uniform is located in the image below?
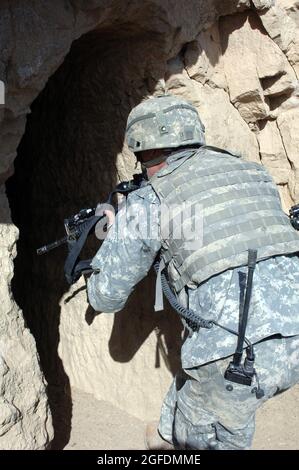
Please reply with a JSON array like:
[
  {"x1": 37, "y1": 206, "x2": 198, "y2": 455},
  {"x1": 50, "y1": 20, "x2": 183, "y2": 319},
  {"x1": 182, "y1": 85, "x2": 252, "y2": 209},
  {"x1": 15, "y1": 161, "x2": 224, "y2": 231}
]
[
  {"x1": 159, "y1": 334, "x2": 299, "y2": 450},
  {"x1": 87, "y1": 149, "x2": 299, "y2": 450}
]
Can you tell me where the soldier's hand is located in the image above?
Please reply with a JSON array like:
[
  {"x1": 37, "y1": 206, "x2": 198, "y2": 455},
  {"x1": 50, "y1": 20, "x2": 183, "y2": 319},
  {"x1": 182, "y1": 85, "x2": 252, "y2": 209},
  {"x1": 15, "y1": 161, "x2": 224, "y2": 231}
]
[
  {"x1": 95, "y1": 203, "x2": 115, "y2": 239},
  {"x1": 103, "y1": 209, "x2": 115, "y2": 230}
]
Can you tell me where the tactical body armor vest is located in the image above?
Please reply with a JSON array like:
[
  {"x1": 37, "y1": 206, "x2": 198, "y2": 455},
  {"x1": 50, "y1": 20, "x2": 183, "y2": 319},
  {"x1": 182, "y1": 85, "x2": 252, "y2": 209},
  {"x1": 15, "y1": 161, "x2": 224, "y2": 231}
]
[{"x1": 150, "y1": 146, "x2": 299, "y2": 293}]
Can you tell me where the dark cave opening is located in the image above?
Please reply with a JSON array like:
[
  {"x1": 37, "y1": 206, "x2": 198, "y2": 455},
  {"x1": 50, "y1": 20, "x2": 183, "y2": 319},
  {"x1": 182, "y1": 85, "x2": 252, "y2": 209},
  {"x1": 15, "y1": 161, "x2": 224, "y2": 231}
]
[
  {"x1": 5, "y1": 29, "x2": 143, "y2": 449},
  {"x1": 5, "y1": 26, "x2": 182, "y2": 449}
]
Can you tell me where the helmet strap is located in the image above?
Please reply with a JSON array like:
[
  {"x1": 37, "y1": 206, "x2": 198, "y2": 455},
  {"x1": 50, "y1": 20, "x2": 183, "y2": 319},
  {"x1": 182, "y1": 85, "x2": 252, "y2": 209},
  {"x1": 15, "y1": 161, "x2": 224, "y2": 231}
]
[{"x1": 140, "y1": 153, "x2": 170, "y2": 169}]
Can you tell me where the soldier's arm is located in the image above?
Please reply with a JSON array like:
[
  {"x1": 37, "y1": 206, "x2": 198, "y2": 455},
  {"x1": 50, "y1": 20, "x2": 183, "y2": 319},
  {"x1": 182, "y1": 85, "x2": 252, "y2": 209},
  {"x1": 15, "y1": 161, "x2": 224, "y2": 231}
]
[{"x1": 87, "y1": 188, "x2": 161, "y2": 313}]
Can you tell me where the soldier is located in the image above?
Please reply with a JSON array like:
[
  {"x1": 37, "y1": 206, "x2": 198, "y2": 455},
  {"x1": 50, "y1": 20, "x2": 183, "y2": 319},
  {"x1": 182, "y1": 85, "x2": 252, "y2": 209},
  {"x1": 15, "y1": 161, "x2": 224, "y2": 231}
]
[{"x1": 87, "y1": 95, "x2": 299, "y2": 450}]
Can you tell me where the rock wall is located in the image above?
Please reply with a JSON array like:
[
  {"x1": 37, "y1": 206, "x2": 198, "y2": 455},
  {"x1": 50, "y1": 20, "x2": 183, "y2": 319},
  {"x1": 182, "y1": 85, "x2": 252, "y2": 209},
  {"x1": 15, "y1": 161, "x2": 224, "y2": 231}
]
[{"x1": 0, "y1": 0, "x2": 299, "y2": 448}]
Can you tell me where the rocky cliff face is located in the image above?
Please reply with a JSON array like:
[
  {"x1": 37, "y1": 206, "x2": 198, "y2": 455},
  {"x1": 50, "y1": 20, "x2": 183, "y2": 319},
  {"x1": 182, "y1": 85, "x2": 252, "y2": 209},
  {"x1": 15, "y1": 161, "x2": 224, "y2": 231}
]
[{"x1": 0, "y1": 0, "x2": 298, "y2": 448}]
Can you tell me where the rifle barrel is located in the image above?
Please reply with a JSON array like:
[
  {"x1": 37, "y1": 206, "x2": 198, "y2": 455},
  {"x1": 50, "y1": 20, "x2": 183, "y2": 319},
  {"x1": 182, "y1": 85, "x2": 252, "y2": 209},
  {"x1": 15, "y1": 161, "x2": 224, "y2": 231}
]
[{"x1": 36, "y1": 235, "x2": 68, "y2": 255}]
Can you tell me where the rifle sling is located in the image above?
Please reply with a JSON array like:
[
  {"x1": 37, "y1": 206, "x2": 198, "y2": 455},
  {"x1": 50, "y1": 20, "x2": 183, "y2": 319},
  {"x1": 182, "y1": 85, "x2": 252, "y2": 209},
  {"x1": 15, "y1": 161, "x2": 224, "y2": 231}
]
[{"x1": 64, "y1": 215, "x2": 104, "y2": 284}]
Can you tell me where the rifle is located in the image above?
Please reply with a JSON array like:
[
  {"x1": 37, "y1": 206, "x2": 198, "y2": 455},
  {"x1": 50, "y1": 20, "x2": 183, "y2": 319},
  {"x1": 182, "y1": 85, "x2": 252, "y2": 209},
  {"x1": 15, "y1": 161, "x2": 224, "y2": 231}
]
[
  {"x1": 290, "y1": 203, "x2": 299, "y2": 231},
  {"x1": 36, "y1": 173, "x2": 144, "y2": 284},
  {"x1": 35, "y1": 170, "x2": 215, "y2": 331},
  {"x1": 36, "y1": 182, "x2": 299, "y2": 331}
]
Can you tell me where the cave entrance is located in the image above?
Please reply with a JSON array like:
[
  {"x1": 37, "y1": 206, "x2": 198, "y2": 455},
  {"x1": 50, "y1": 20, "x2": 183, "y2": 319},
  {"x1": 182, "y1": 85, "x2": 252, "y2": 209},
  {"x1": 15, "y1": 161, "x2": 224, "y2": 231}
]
[{"x1": 5, "y1": 27, "x2": 162, "y2": 449}]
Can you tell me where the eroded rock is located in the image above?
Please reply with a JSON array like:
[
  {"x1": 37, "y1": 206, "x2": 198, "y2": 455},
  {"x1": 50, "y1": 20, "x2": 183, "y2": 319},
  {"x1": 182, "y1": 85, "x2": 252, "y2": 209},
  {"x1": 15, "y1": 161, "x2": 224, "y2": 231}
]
[
  {"x1": 0, "y1": 186, "x2": 53, "y2": 449},
  {"x1": 257, "y1": 119, "x2": 291, "y2": 185},
  {"x1": 0, "y1": 0, "x2": 299, "y2": 448},
  {"x1": 252, "y1": 0, "x2": 274, "y2": 10},
  {"x1": 277, "y1": 108, "x2": 299, "y2": 201},
  {"x1": 255, "y1": 0, "x2": 299, "y2": 77},
  {"x1": 184, "y1": 24, "x2": 227, "y2": 90},
  {"x1": 219, "y1": 11, "x2": 297, "y2": 123}
]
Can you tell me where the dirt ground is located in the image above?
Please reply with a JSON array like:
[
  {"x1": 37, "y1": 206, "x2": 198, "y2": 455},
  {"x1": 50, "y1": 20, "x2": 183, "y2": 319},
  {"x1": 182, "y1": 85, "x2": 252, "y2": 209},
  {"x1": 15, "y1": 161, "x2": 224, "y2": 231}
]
[{"x1": 64, "y1": 384, "x2": 299, "y2": 450}]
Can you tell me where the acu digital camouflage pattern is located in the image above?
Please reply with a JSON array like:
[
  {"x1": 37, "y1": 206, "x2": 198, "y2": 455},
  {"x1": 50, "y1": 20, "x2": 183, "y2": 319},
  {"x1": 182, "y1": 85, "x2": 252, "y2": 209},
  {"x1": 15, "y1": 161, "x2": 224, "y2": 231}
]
[
  {"x1": 87, "y1": 147, "x2": 299, "y2": 450},
  {"x1": 158, "y1": 334, "x2": 299, "y2": 450},
  {"x1": 150, "y1": 145, "x2": 299, "y2": 293},
  {"x1": 125, "y1": 95, "x2": 205, "y2": 153}
]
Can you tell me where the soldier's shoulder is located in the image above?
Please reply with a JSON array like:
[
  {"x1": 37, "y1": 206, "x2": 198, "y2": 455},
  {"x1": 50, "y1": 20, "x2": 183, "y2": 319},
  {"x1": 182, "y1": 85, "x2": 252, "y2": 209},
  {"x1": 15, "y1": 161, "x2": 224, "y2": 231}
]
[
  {"x1": 201, "y1": 145, "x2": 242, "y2": 159},
  {"x1": 127, "y1": 182, "x2": 159, "y2": 205}
]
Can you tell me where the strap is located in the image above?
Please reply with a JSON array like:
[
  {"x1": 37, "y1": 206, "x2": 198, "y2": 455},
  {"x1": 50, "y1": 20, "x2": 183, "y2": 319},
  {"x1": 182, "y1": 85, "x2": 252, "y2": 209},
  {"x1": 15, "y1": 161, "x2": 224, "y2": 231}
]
[
  {"x1": 64, "y1": 215, "x2": 104, "y2": 284},
  {"x1": 72, "y1": 259, "x2": 94, "y2": 279},
  {"x1": 163, "y1": 200, "x2": 282, "y2": 243},
  {"x1": 153, "y1": 259, "x2": 213, "y2": 330},
  {"x1": 174, "y1": 229, "x2": 299, "y2": 291},
  {"x1": 201, "y1": 145, "x2": 241, "y2": 158},
  {"x1": 174, "y1": 214, "x2": 289, "y2": 268},
  {"x1": 141, "y1": 153, "x2": 168, "y2": 169},
  {"x1": 154, "y1": 258, "x2": 166, "y2": 312},
  {"x1": 233, "y1": 249, "x2": 257, "y2": 365},
  {"x1": 193, "y1": 186, "x2": 278, "y2": 210},
  {"x1": 160, "y1": 169, "x2": 273, "y2": 201}
]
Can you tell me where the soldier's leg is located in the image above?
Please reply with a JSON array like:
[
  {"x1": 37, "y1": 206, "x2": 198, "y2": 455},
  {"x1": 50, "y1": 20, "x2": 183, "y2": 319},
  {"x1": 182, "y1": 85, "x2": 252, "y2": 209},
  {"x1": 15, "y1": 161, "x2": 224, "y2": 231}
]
[
  {"x1": 158, "y1": 360, "x2": 256, "y2": 449},
  {"x1": 158, "y1": 370, "x2": 187, "y2": 445},
  {"x1": 167, "y1": 335, "x2": 299, "y2": 450}
]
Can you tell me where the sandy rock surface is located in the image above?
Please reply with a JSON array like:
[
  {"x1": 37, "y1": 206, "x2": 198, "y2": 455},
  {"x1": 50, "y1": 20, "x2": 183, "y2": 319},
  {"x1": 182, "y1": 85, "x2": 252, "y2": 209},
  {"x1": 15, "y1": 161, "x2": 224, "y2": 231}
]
[{"x1": 0, "y1": 0, "x2": 299, "y2": 448}]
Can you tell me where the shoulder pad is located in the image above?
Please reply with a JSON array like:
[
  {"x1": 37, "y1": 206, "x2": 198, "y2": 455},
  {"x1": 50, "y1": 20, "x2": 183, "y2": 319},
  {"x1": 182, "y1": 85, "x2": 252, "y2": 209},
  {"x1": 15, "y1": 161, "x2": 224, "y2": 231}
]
[
  {"x1": 201, "y1": 145, "x2": 242, "y2": 158},
  {"x1": 127, "y1": 184, "x2": 159, "y2": 204}
]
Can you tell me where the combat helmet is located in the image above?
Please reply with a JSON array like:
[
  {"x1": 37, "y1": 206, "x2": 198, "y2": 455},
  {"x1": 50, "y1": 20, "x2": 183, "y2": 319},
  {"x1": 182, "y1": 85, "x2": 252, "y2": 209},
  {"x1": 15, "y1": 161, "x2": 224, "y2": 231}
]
[{"x1": 126, "y1": 94, "x2": 205, "y2": 154}]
